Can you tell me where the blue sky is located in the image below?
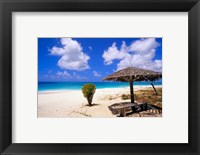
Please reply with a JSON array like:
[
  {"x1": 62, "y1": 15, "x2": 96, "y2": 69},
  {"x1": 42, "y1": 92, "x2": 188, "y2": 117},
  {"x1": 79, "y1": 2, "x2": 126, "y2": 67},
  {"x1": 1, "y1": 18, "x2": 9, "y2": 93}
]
[{"x1": 38, "y1": 38, "x2": 162, "y2": 82}]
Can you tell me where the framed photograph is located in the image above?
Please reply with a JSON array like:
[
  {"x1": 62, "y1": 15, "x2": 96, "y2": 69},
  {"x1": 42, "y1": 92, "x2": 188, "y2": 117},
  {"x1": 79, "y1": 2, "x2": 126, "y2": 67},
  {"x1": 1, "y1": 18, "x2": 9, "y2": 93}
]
[
  {"x1": 0, "y1": 0, "x2": 200, "y2": 154},
  {"x1": 38, "y1": 37, "x2": 162, "y2": 118}
]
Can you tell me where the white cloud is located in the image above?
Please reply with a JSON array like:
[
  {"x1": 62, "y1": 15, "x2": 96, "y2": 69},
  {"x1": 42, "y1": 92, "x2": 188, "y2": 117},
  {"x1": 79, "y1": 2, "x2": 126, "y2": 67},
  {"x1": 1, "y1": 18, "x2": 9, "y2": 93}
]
[
  {"x1": 50, "y1": 38, "x2": 90, "y2": 71},
  {"x1": 56, "y1": 71, "x2": 72, "y2": 78},
  {"x1": 102, "y1": 42, "x2": 128, "y2": 65},
  {"x1": 48, "y1": 70, "x2": 52, "y2": 74},
  {"x1": 73, "y1": 72, "x2": 88, "y2": 80},
  {"x1": 88, "y1": 46, "x2": 93, "y2": 51},
  {"x1": 129, "y1": 38, "x2": 159, "y2": 53},
  {"x1": 93, "y1": 71, "x2": 102, "y2": 77},
  {"x1": 102, "y1": 38, "x2": 162, "y2": 72},
  {"x1": 55, "y1": 71, "x2": 88, "y2": 80}
]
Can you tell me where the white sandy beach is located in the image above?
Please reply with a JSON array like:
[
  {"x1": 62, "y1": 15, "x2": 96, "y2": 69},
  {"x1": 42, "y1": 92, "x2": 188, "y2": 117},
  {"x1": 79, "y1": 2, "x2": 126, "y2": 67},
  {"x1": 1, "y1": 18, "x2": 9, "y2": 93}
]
[{"x1": 38, "y1": 86, "x2": 162, "y2": 118}]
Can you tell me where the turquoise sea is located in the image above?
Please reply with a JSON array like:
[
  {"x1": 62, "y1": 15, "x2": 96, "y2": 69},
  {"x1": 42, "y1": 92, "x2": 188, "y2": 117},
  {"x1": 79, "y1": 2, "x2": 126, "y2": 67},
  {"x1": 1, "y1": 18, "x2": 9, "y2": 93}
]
[{"x1": 38, "y1": 81, "x2": 162, "y2": 92}]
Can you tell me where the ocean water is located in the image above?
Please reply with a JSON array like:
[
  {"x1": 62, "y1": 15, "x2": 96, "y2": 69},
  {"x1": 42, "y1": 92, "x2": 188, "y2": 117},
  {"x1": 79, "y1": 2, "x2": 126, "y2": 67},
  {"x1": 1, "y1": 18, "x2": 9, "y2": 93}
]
[{"x1": 38, "y1": 81, "x2": 162, "y2": 92}]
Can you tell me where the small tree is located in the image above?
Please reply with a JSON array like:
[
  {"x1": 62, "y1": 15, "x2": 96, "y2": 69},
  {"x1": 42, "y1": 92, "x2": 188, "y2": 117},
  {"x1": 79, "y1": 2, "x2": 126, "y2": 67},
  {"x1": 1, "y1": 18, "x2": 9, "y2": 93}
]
[{"x1": 82, "y1": 83, "x2": 96, "y2": 106}]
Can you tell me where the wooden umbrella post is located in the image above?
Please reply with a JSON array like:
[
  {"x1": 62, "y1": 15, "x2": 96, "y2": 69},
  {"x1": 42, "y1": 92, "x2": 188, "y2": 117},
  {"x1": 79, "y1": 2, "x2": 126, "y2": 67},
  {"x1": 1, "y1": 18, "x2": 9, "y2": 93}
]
[
  {"x1": 129, "y1": 81, "x2": 134, "y2": 103},
  {"x1": 151, "y1": 82, "x2": 158, "y2": 95}
]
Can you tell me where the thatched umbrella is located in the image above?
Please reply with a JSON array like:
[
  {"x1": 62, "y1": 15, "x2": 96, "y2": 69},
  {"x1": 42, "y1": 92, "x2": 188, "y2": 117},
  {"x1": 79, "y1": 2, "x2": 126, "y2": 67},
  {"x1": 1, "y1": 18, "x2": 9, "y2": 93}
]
[{"x1": 103, "y1": 67, "x2": 162, "y2": 103}]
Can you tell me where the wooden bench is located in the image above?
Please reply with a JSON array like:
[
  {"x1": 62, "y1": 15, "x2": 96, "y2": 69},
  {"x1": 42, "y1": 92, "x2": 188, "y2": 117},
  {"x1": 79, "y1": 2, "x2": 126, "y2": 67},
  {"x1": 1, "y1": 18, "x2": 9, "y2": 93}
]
[{"x1": 111, "y1": 102, "x2": 148, "y2": 117}]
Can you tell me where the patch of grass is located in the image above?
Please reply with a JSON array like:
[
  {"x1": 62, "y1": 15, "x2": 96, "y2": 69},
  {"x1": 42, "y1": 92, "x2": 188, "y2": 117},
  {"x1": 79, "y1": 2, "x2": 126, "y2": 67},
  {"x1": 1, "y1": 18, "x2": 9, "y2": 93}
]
[
  {"x1": 121, "y1": 94, "x2": 130, "y2": 100},
  {"x1": 121, "y1": 94, "x2": 137, "y2": 100},
  {"x1": 121, "y1": 88, "x2": 162, "y2": 108}
]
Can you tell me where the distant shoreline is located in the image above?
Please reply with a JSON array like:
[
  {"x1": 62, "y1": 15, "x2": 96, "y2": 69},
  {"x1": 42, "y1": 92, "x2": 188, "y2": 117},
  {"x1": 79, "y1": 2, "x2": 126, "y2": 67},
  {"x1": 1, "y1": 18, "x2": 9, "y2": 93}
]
[
  {"x1": 38, "y1": 85, "x2": 162, "y2": 94},
  {"x1": 38, "y1": 81, "x2": 162, "y2": 93}
]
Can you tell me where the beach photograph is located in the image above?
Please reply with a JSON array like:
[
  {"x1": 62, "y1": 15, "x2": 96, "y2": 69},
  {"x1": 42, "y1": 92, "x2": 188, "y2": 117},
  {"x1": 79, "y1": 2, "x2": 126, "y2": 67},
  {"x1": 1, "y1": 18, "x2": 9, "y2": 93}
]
[{"x1": 38, "y1": 38, "x2": 162, "y2": 118}]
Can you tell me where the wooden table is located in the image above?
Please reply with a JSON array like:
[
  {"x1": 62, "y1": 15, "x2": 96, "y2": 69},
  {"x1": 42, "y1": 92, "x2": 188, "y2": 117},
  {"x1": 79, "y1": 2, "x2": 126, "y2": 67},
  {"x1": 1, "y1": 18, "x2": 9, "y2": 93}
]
[
  {"x1": 112, "y1": 103, "x2": 137, "y2": 117},
  {"x1": 111, "y1": 102, "x2": 148, "y2": 117}
]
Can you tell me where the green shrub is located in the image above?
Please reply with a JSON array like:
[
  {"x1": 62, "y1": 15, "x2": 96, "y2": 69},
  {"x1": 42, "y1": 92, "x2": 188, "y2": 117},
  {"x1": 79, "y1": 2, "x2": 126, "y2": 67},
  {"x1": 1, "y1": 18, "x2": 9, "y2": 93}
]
[
  {"x1": 121, "y1": 94, "x2": 137, "y2": 100},
  {"x1": 82, "y1": 83, "x2": 96, "y2": 106},
  {"x1": 121, "y1": 94, "x2": 130, "y2": 100}
]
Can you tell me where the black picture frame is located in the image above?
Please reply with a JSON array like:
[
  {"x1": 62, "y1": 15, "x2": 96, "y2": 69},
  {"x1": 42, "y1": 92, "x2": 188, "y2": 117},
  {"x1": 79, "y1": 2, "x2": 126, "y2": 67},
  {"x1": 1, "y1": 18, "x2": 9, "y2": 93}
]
[{"x1": 0, "y1": 0, "x2": 200, "y2": 154}]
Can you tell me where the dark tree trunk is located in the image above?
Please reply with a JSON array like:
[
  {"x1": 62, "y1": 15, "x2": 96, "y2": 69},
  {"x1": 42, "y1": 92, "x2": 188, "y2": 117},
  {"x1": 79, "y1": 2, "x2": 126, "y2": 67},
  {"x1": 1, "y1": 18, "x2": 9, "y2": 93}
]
[
  {"x1": 87, "y1": 97, "x2": 92, "y2": 106},
  {"x1": 151, "y1": 82, "x2": 158, "y2": 95},
  {"x1": 129, "y1": 81, "x2": 134, "y2": 103}
]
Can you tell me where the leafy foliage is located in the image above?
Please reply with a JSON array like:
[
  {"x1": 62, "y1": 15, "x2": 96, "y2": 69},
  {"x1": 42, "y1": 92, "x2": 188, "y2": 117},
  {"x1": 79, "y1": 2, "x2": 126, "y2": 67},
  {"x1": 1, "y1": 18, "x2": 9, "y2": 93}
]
[{"x1": 82, "y1": 83, "x2": 96, "y2": 106}]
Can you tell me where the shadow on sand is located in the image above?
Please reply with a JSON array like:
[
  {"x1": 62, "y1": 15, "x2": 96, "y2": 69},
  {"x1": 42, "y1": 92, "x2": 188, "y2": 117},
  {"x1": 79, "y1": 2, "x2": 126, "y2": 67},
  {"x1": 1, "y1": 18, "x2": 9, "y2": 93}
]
[{"x1": 84, "y1": 103, "x2": 100, "y2": 107}]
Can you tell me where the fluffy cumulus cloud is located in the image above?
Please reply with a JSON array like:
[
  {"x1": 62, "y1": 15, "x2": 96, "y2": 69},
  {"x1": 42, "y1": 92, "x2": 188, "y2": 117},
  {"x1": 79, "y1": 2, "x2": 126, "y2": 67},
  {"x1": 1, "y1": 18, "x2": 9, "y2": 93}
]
[
  {"x1": 102, "y1": 38, "x2": 162, "y2": 72},
  {"x1": 129, "y1": 38, "x2": 159, "y2": 53},
  {"x1": 93, "y1": 71, "x2": 102, "y2": 77},
  {"x1": 102, "y1": 42, "x2": 128, "y2": 65},
  {"x1": 50, "y1": 38, "x2": 90, "y2": 71}
]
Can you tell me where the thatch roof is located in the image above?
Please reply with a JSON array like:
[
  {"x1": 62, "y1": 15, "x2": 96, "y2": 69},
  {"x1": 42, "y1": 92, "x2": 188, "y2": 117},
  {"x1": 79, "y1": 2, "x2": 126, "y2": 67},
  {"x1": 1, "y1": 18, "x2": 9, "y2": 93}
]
[{"x1": 103, "y1": 67, "x2": 162, "y2": 82}]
